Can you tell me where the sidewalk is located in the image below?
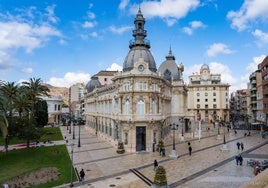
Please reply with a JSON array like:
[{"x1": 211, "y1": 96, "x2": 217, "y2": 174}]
[{"x1": 58, "y1": 125, "x2": 268, "y2": 188}]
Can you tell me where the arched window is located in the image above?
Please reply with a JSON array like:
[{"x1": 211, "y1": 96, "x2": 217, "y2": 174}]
[
  {"x1": 137, "y1": 98, "x2": 145, "y2": 115},
  {"x1": 125, "y1": 99, "x2": 130, "y2": 115}
]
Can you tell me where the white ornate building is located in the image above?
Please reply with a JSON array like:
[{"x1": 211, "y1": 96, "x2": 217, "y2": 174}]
[{"x1": 83, "y1": 9, "x2": 191, "y2": 153}]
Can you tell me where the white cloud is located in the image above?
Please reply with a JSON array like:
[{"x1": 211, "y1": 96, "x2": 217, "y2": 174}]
[
  {"x1": 81, "y1": 3, "x2": 97, "y2": 30},
  {"x1": 0, "y1": 22, "x2": 61, "y2": 53},
  {"x1": 106, "y1": 63, "x2": 122, "y2": 71},
  {"x1": 45, "y1": 4, "x2": 59, "y2": 24},
  {"x1": 87, "y1": 11, "x2": 95, "y2": 20},
  {"x1": 109, "y1": 25, "x2": 132, "y2": 35},
  {"x1": 183, "y1": 20, "x2": 206, "y2": 35},
  {"x1": 90, "y1": 32, "x2": 98, "y2": 38},
  {"x1": 227, "y1": 0, "x2": 268, "y2": 31},
  {"x1": 0, "y1": 50, "x2": 14, "y2": 70},
  {"x1": 58, "y1": 39, "x2": 67, "y2": 45},
  {"x1": 206, "y1": 43, "x2": 234, "y2": 57},
  {"x1": 21, "y1": 67, "x2": 33, "y2": 74},
  {"x1": 119, "y1": 0, "x2": 130, "y2": 10},
  {"x1": 182, "y1": 27, "x2": 193, "y2": 35},
  {"x1": 129, "y1": 0, "x2": 200, "y2": 26},
  {"x1": 252, "y1": 29, "x2": 268, "y2": 47},
  {"x1": 82, "y1": 21, "x2": 96, "y2": 28},
  {"x1": 47, "y1": 72, "x2": 91, "y2": 87}
]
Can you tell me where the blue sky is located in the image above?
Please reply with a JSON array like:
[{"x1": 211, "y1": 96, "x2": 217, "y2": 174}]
[{"x1": 0, "y1": 0, "x2": 268, "y2": 93}]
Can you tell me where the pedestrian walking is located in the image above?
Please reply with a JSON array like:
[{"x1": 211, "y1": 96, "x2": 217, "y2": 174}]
[
  {"x1": 234, "y1": 130, "x2": 237, "y2": 135},
  {"x1": 235, "y1": 155, "x2": 239, "y2": 165},
  {"x1": 238, "y1": 155, "x2": 243, "y2": 165},
  {"x1": 79, "y1": 169, "x2": 85, "y2": 181},
  {"x1": 154, "y1": 159, "x2": 158, "y2": 170},
  {"x1": 236, "y1": 142, "x2": 240, "y2": 150},
  {"x1": 188, "y1": 145, "x2": 192, "y2": 156},
  {"x1": 240, "y1": 142, "x2": 244, "y2": 151}
]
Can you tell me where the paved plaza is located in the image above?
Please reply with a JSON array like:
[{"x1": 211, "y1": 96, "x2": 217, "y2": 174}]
[{"x1": 57, "y1": 125, "x2": 268, "y2": 188}]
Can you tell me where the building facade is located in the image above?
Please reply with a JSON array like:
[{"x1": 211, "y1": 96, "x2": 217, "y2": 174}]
[
  {"x1": 69, "y1": 83, "x2": 84, "y2": 118},
  {"x1": 187, "y1": 64, "x2": 230, "y2": 124},
  {"x1": 83, "y1": 9, "x2": 230, "y2": 153},
  {"x1": 42, "y1": 96, "x2": 63, "y2": 125},
  {"x1": 84, "y1": 9, "x2": 190, "y2": 153},
  {"x1": 258, "y1": 56, "x2": 268, "y2": 124}
]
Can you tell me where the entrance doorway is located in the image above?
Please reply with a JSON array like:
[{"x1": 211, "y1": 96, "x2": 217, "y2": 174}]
[{"x1": 136, "y1": 126, "x2": 146, "y2": 151}]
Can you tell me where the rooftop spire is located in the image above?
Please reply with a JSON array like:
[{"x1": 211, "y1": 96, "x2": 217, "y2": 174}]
[
  {"x1": 166, "y1": 46, "x2": 175, "y2": 60},
  {"x1": 130, "y1": 8, "x2": 150, "y2": 49}
]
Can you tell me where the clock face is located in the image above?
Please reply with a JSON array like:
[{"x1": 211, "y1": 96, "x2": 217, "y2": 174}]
[{"x1": 138, "y1": 65, "x2": 144, "y2": 72}]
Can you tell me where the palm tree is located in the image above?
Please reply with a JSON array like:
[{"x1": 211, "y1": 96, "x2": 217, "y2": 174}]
[
  {"x1": 0, "y1": 81, "x2": 19, "y2": 118},
  {"x1": 21, "y1": 78, "x2": 50, "y2": 121},
  {"x1": 14, "y1": 90, "x2": 31, "y2": 119},
  {"x1": 0, "y1": 82, "x2": 10, "y2": 152}
]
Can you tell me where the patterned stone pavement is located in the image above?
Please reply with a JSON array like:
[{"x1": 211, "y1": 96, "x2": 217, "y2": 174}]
[{"x1": 57, "y1": 125, "x2": 268, "y2": 188}]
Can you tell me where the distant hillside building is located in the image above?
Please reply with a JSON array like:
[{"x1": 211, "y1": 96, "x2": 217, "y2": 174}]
[
  {"x1": 41, "y1": 96, "x2": 63, "y2": 125},
  {"x1": 69, "y1": 83, "x2": 84, "y2": 118}
]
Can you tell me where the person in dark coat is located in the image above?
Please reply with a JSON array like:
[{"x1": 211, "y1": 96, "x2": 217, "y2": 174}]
[
  {"x1": 236, "y1": 142, "x2": 240, "y2": 150},
  {"x1": 240, "y1": 142, "x2": 244, "y2": 151},
  {"x1": 188, "y1": 146, "x2": 192, "y2": 156},
  {"x1": 238, "y1": 155, "x2": 243, "y2": 165},
  {"x1": 154, "y1": 159, "x2": 158, "y2": 170},
  {"x1": 235, "y1": 155, "x2": 239, "y2": 165},
  {"x1": 79, "y1": 169, "x2": 85, "y2": 181}
]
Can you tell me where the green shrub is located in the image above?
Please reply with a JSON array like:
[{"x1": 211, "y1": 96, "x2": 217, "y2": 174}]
[{"x1": 154, "y1": 166, "x2": 167, "y2": 186}]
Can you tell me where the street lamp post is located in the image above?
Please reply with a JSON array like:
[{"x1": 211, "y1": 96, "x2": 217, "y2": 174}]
[
  {"x1": 78, "y1": 123, "x2": 81, "y2": 147},
  {"x1": 169, "y1": 123, "x2": 179, "y2": 158},
  {"x1": 220, "y1": 129, "x2": 229, "y2": 151},
  {"x1": 69, "y1": 120, "x2": 71, "y2": 134},
  {"x1": 216, "y1": 116, "x2": 221, "y2": 140},
  {"x1": 73, "y1": 122, "x2": 75, "y2": 140},
  {"x1": 180, "y1": 117, "x2": 185, "y2": 142}
]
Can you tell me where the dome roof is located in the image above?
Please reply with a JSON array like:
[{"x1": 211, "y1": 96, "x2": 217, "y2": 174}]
[
  {"x1": 158, "y1": 49, "x2": 180, "y2": 82},
  {"x1": 201, "y1": 63, "x2": 209, "y2": 70},
  {"x1": 122, "y1": 8, "x2": 157, "y2": 73},
  {"x1": 85, "y1": 76, "x2": 101, "y2": 93},
  {"x1": 123, "y1": 46, "x2": 157, "y2": 72}
]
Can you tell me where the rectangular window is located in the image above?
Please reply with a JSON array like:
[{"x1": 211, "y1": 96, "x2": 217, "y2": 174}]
[
  {"x1": 124, "y1": 82, "x2": 130, "y2": 91},
  {"x1": 143, "y1": 82, "x2": 147, "y2": 90}
]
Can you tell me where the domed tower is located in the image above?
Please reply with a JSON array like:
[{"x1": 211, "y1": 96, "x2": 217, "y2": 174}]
[
  {"x1": 85, "y1": 76, "x2": 101, "y2": 93},
  {"x1": 158, "y1": 48, "x2": 183, "y2": 82},
  {"x1": 123, "y1": 8, "x2": 157, "y2": 73},
  {"x1": 200, "y1": 63, "x2": 210, "y2": 81}
]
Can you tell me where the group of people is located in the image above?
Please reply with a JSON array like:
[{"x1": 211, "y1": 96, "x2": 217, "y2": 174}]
[
  {"x1": 236, "y1": 141, "x2": 244, "y2": 151},
  {"x1": 235, "y1": 155, "x2": 243, "y2": 165}
]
